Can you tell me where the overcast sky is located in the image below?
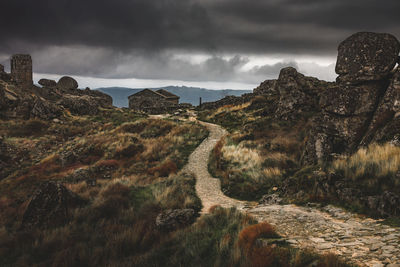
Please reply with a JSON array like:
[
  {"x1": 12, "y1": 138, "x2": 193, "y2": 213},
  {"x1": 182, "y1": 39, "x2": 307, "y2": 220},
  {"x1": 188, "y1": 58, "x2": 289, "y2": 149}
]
[{"x1": 1, "y1": 0, "x2": 399, "y2": 89}]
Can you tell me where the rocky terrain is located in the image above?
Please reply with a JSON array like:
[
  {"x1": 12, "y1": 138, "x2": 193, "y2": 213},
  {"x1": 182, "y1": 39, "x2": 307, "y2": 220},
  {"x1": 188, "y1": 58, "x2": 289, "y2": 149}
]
[
  {"x1": 0, "y1": 56, "x2": 112, "y2": 120},
  {"x1": 200, "y1": 32, "x2": 400, "y2": 224},
  {"x1": 1, "y1": 31, "x2": 400, "y2": 266}
]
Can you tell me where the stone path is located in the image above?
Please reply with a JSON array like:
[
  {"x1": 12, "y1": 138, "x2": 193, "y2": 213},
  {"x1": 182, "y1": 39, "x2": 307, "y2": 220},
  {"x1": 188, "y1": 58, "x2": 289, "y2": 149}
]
[{"x1": 185, "y1": 120, "x2": 400, "y2": 267}]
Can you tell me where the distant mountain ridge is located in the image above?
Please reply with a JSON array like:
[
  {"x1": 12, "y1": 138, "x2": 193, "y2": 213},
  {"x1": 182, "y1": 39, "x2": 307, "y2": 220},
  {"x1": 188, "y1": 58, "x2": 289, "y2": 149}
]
[{"x1": 95, "y1": 86, "x2": 252, "y2": 107}]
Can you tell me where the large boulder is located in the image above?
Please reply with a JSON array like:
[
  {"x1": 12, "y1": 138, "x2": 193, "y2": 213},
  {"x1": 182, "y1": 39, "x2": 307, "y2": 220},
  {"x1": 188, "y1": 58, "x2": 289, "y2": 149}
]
[
  {"x1": 156, "y1": 209, "x2": 195, "y2": 231},
  {"x1": 58, "y1": 76, "x2": 79, "y2": 90},
  {"x1": 38, "y1": 78, "x2": 57, "y2": 88},
  {"x1": 275, "y1": 67, "x2": 329, "y2": 120},
  {"x1": 21, "y1": 182, "x2": 85, "y2": 229},
  {"x1": 336, "y1": 32, "x2": 400, "y2": 84}
]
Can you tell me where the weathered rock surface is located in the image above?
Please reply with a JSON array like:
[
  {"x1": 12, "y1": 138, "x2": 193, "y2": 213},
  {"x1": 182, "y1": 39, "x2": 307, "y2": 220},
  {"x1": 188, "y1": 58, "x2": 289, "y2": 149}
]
[
  {"x1": 361, "y1": 68, "x2": 400, "y2": 145},
  {"x1": 38, "y1": 78, "x2": 57, "y2": 87},
  {"x1": 253, "y1": 79, "x2": 277, "y2": 95},
  {"x1": 275, "y1": 67, "x2": 330, "y2": 120},
  {"x1": 303, "y1": 32, "x2": 400, "y2": 164},
  {"x1": 57, "y1": 76, "x2": 78, "y2": 90},
  {"x1": 59, "y1": 95, "x2": 99, "y2": 115},
  {"x1": 336, "y1": 32, "x2": 400, "y2": 84},
  {"x1": 156, "y1": 209, "x2": 196, "y2": 231},
  {"x1": 21, "y1": 182, "x2": 85, "y2": 229}
]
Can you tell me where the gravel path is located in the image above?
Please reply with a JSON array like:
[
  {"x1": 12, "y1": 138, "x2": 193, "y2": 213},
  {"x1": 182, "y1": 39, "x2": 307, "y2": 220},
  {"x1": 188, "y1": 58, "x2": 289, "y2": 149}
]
[
  {"x1": 184, "y1": 121, "x2": 250, "y2": 213},
  {"x1": 184, "y1": 120, "x2": 400, "y2": 267}
]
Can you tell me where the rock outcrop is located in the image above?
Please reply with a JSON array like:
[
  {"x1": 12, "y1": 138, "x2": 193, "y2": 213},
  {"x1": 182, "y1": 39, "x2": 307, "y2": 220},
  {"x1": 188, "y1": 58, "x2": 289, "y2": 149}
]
[
  {"x1": 253, "y1": 79, "x2": 277, "y2": 95},
  {"x1": 275, "y1": 67, "x2": 331, "y2": 120},
  {"x1": 21, "y1": 182, "x2": 85, "y2": 229},
  {"x1": 0, "y1": 55, "x2": 113, "y2": 119},
  {"x1": 303, "y1": 32, "x2": 400, "y2": 164}
]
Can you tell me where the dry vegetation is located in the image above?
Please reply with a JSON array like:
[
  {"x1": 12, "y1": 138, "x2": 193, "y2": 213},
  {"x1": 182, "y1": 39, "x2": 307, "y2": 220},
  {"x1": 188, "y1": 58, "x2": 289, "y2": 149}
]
[
  {"x1": 204, "y1": 96, "x2": 308, "y2": 200},
  {"x1": 0, "y1": 108, "x2": 210, "y2": 266},
  {"x1": 331, "y1": 143, "x2": 400, "y2": 195},
  {"x1": 202, "y1": 94, "x2": 400, "y2": 224},
  {"x1": 137, "y1": 206, "x2": 349, "y2": 267}
]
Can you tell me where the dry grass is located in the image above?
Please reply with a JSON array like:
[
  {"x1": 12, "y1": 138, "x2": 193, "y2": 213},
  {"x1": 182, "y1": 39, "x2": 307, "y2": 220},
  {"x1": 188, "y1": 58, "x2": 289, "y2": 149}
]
[
  {"x1": 333, "y1": 143, "x2": 400, "y2": 180},
  {"x1": 222, "y1": 143, "x2": 263, "y2": 169},
  {"x1": 331, "y1": 143, "x2": 400, "y2": 195}
]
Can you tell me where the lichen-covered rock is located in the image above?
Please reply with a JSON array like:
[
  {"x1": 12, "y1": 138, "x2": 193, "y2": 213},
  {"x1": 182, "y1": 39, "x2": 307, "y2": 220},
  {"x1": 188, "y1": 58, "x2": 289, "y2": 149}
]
[
  {"x1": 21, "y1": 182, "x2": 85, "y2": 229},
  {"x1": 156, "y1": 209, "x2": 195, "y2": 231},
  {"x1": 336, "y1": 32, "x2": 400, "y2": 84},
  {"x1": 58, "y1": 76, "x2": 79, "y2": 90},
  {"x1": 253, "y1": 79, "x2": 277, "y2": 95},
  {"x1": 320, "y1": 81, "x2": 386, "y2": 116},
  {"x1": 275, "y1": 67, "x2": 329, "y2": 120},
  {"x1": 38, "y1": 78, "x2": 57, "y2": 87}
]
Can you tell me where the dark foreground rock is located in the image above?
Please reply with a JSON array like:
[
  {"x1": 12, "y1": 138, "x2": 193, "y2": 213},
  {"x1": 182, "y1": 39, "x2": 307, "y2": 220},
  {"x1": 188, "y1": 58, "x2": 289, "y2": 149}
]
[
  {"x1": 21, "y1": 182, "x2": 85, "y2": 229},
  {"x1": 156, "y1": 209, "x2": 195, "y2": 231}
]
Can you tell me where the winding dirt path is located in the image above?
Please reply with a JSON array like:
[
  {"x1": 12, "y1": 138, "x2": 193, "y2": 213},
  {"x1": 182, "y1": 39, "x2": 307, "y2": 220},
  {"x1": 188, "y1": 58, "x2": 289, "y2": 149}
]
[
  {"x1": 184, "y1": 121, "x2": 251, "y2": 213},
  {"x1": 184, "y1": 120, "x2": 400, "y2": 267}
]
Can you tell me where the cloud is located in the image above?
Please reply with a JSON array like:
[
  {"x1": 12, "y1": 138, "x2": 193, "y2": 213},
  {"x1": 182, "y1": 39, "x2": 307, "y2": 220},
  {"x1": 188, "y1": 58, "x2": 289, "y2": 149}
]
[
  {"x1": 0, "y1": 0, "x2": 398, "y2": 83},
  {"x1": 1, "y1": 0, "x2": 399, "y2": 55}
]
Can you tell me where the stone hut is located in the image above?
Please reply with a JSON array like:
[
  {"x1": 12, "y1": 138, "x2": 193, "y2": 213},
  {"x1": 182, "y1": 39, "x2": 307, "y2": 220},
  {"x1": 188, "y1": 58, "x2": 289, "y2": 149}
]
[
  {"x1": 11, "y1": 54, "x2": 33, "y2": 87},
  {"x1": 128, "y1": 89, "x2": 180, "y2": 112}
]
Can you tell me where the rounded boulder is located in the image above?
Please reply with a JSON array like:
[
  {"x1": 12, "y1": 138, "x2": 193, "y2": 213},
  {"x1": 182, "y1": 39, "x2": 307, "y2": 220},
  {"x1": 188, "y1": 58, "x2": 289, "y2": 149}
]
[
  {"x1": 57, "y1": 76, "x2": 79, "y2": 90},
  {"x1": 336, "y1": 32, "x2": 400, "y2": 84}
]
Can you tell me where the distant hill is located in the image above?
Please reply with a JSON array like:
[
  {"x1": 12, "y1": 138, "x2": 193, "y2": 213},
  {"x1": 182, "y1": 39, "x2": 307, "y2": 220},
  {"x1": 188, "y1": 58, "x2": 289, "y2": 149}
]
[{"x1": 95, "y1": 86, "x2": 252, "y2": 107}]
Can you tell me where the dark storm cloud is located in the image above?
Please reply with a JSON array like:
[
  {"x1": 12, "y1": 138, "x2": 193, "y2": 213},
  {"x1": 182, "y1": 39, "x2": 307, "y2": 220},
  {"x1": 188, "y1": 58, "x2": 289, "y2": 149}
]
[
  {"x1": 0, "y1": 0, "x2": 398, "y2": 81},
  {"x1": 2, "y1": 0, "x2": 400, "y2": 54}
]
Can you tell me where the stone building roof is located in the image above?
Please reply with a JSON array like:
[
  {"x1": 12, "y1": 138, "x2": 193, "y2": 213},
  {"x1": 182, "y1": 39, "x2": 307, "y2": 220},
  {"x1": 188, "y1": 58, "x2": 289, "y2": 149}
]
[
  {"x1": 128, "y1": 89, "x2": 179, "y2": 100},
  {"x1": 156, "y1": 89, "x2": 180, "y2": 99}
]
